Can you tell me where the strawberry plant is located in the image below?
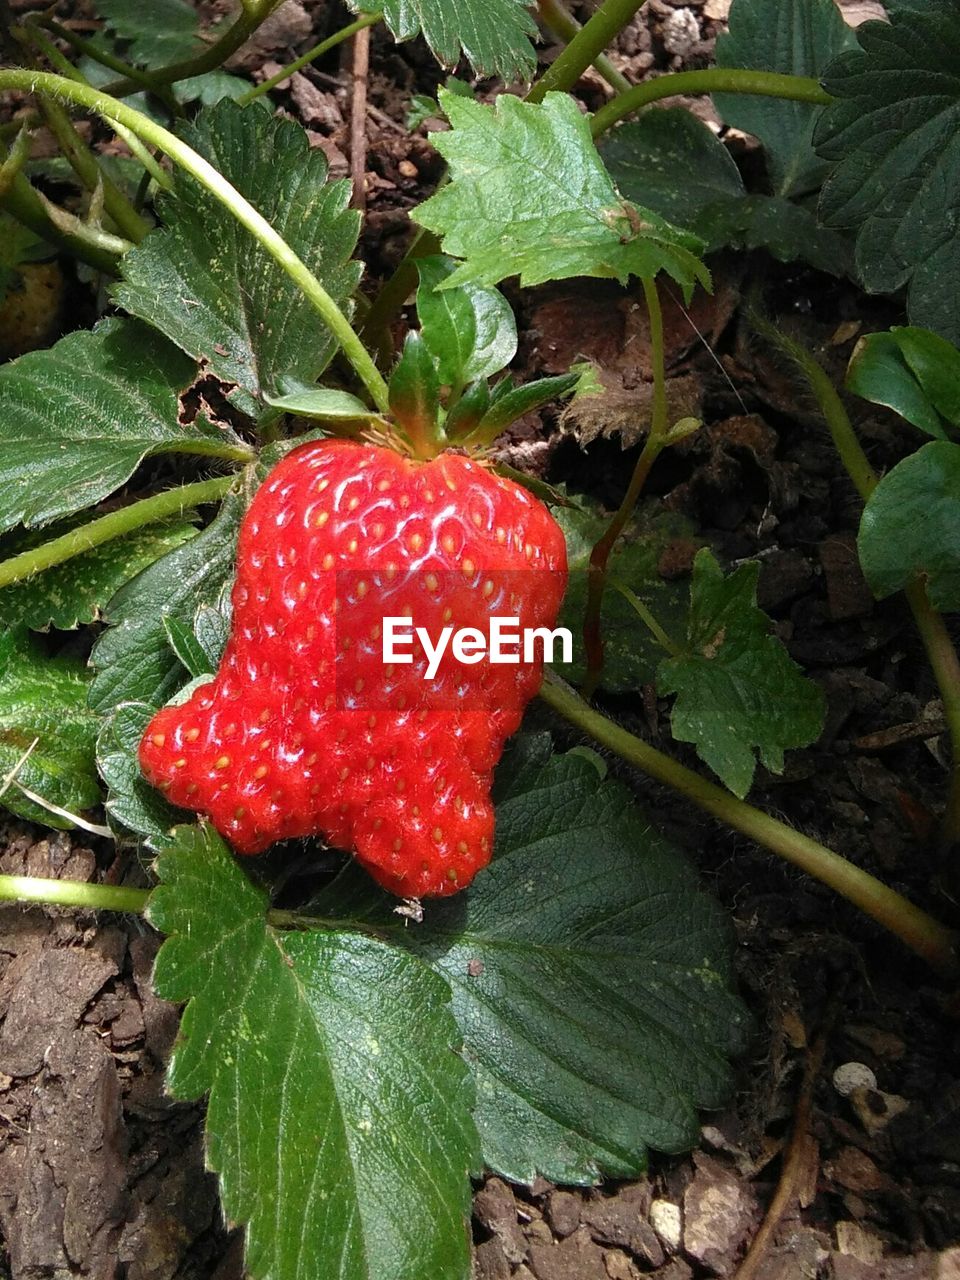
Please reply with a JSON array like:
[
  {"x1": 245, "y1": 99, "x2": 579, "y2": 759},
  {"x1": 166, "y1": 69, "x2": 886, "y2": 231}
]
[{"x1": 0, "y1": 0, "x2": 958, "y2": 1276}]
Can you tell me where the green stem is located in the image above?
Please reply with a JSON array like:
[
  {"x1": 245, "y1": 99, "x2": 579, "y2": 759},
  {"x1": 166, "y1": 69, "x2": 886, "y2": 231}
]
[
  {"x1": 42, "y1": 18, "x2": 182, "y2": 114},
  {"x1": 100, "y1": 0, "x2": 281, "y2": 98},
  {"x1": 0, "y1": 70, "x2": 390, "y2": 412},
  {"x1": 0, "y1": 122, "x2": 30, "y2": 198},
  {"x1": 757, "y1": 315, "x2": 960, "y2": 857},
  {"x1": 0, "y1": 474, "x2": 239, "y2": 590},
  {"x1": 527, "y1": 0, "x2": 645, "y2": 103},
  {"x1": 760, "y1": 318, "x2": 876, "y2": 502},
  {"x1": 582, "y1": 275, "x2": 668, "y2": 696},
  {"x1": 536, "y1": 0, "x2": 632, "y2": 95},
  {"x1": 539, "y1": 675, "x2": 959, "y2": 976},
  {"x1": 905, "y1": 579, "x2": 960, "y2": 851},
  {"x1": 591, "y1": 68, "x2": 832, "y2": 138},
  {"x1": 0, "y1": 874, "x2": 150, "y2": 914},
  {"x1": 238, "y1": 12, "x2": 382, "y2": 105}
]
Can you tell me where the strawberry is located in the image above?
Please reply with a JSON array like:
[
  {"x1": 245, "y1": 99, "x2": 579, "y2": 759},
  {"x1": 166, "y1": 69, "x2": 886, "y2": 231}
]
[{"x1": 139, "y1": 440, "x2": 567, "y2": 898}]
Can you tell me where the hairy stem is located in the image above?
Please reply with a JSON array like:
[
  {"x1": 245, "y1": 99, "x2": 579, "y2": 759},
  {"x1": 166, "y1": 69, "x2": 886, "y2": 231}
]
[
  {"x1": 582, "y1": 275, "x2": 668, "y2": 696},
  {"x1": 0, "y1": 474, "x2": 239, "y2": 590},
  {"x1": 41, "y1": 18, "x2": 182, "y2": 114},
  {"x1": 591, "y1": 68, "x2": 832, "y2": 137},
  {"x1": 756, "y1": 315, "x2": 960, "y2": 857},
  {"x1": 0, "y1": 874, "x2": 150, "y2": 914},
  {"x1": 0, "y1": 70, "x2": 390, "y2": 412},
  {"x1": 239, "y1": 12, "x2": 382, "y2": 105},
  {"x1": 536, "y1": 0, "x2": 632, "y2": 95},
  {"x1": 905, "y1": 580, "x2": 960, "y2": 851},
  {"x1": 539, "y1": 675, "x2": 959, "y2": 976},
  {"x1": 761, "y1": 319, "x2": 877, "y2": 502},
  {"x1": 527, "y1": 0, "x2": 646, "y2": 103}
]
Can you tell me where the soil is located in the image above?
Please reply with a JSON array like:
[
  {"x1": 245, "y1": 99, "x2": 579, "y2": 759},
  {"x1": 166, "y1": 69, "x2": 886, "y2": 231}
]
[{"x1": 1, "y1": 2, "x2": 959, "y2": 1278}]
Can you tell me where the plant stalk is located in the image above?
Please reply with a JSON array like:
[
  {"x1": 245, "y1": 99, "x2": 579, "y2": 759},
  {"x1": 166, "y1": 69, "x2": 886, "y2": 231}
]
[
  {"x1": 591, "y1": 68, "x2": 832, "y2": 137},
  {"x1": 0, "y1": 70, "x2": 390, "y2": 412},
  {"x1": 527, "y1": 0, "x2": 646, "y2": 103},
  {"x1": 539, "y1": 675, "x2": 959, "y2": 976},
  {"x1": 41, "y1": 18, "x2": 182, "y2": 115},
  {"x1": 582, "y1": 275, "x2": 668, "y2": 696},
  {"x1": 0, "y1": 474, "x2": 240, "y2": 590},
  {"x1": 756, "y1": 315, "x2": 960, "y2": 858},
  {"x1": 0, "y1": 874, "x2": 150, "y2": 914},
  {"x1": 536, "y1": 0, "x2": 632, "y2": 95},
  {"x1": 905, "y1": 579, "x2": 960, "y2": 851},
  {"x1": 238, "y1": 12, "x2": 382, "y2": 105}
]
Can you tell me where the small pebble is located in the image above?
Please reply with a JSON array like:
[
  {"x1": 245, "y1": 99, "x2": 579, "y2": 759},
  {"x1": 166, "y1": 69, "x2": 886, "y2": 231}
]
[
  {"x1": 833, "y1": 1061, "x2": 878, "y2": 1096},
  {"x1": 650, "y1": 1199, "x2": 682, "y2": 1251}
]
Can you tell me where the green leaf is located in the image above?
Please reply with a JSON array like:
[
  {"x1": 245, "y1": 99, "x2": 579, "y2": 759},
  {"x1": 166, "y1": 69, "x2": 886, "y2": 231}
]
[
  {"x1": 263, "y1": 387, "x2": 386, "y2": 425},
  {"x1": 163, "y1": 616, "x2": 216, "y2": 678},
  {"x1": 0, "y1": 630, "x2": 100, "y2": 828},
  {"x1": 150, "y1": 824, "x2": 478, "y2": 1280},
  {"x1": 715, "y1": 0, "x2": 856, "y2": 198},
  {"x1": 554, "y1": 497, "x2": 696, "y2": 692},
  {"x1": 845, "y1": 331, "x2": 949, "y2": 439},
  {"x1": 445, "y1": 379, "x2": 491, "y2": 438},
  {"x1": 349, "y1": 0, "x2": 537, "y2": 80},
  {"x1": 97, "y1": 701, "x2": 185, "y2": 843},
  {"x1": 892, "y1": 326, "x2": 960, "y2": 427},
  {"x1": 858, "y1": 440, "x2": 960, "y2": 609},
  {"x1": 471, "y1": 371, "x2": 581, "y2": 439},
  {"x1": 416, "y1": 256, "x2": 517, "y2": 387},
  {"x1": 600, "y1": 110, "x2": 745, "y2": 239},
  {"x1": 815, "y1": 3, "x2": 960, "y2": 340},
  {"x1": 600, "y1": 110, "x2": 851, "y2": 274},
  {"x1": 413, "y1": 92, "x2": 710, "y2": 297},
  {"x1": 96, "y1": 0, "x2": 201, "y2": 65},
  {"x1": 193, "y1": 593, "x2": 231, "y2": 670},
  {"x1": 0, "y1": 318, "x2": 238, "y2": 535},
  {"x1": 176, "y1": 70, "x2": 255, "y2": 107},
  {"x1": 389, "y1": 331, "x2": 441, "y2": 442},
  {"x1": 89, "y1": 493, "x2": 243, "y2": 715},
  {"x1": 310, "y1": 738, "x2": 748, "y2": 1184},
  {"x1": 658, "y1": 550, "x2": 825, "y2": 797},
  {"x1": 114, "y1": 101, "x2": 362, "y2": 418},
  {"x1": 0, "y1": 517, "x2": 199, "y2": 631}
]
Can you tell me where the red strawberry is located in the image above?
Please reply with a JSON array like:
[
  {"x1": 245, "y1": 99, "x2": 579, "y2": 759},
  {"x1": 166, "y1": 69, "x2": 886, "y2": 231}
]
[{"x1": 139, "y1": 440, "x2": 567, "y2": 898}]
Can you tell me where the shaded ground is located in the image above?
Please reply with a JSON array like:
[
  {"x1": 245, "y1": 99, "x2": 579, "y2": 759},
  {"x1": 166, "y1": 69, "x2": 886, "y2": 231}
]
[{"x1": 1, "y1": 1, "x2": 959, "y2": 1277}]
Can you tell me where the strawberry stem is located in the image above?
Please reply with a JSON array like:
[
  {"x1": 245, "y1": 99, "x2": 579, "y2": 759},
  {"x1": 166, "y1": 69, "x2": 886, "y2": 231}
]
[
  {"x1": 539, "y1": 674, "x2": 960, "y2": 977},
  {"x1": 0, "y1": 874, "x2": 150, "y2": 914},
  {"x1": 591, "y1": 68, "x2": 833, "y2": 138},
  {"x1": 527, "y1": 0, "x2": 646, "y2": 104},
  {"x1": 751, "y1": 311, "x2": 960, "y2": 861},
  {"x1": 96, "y1": 0, "x2": 282, "y2": 100},
  {"x1": 0, "y1": 474, "x2": 240, "y2": 590}
]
